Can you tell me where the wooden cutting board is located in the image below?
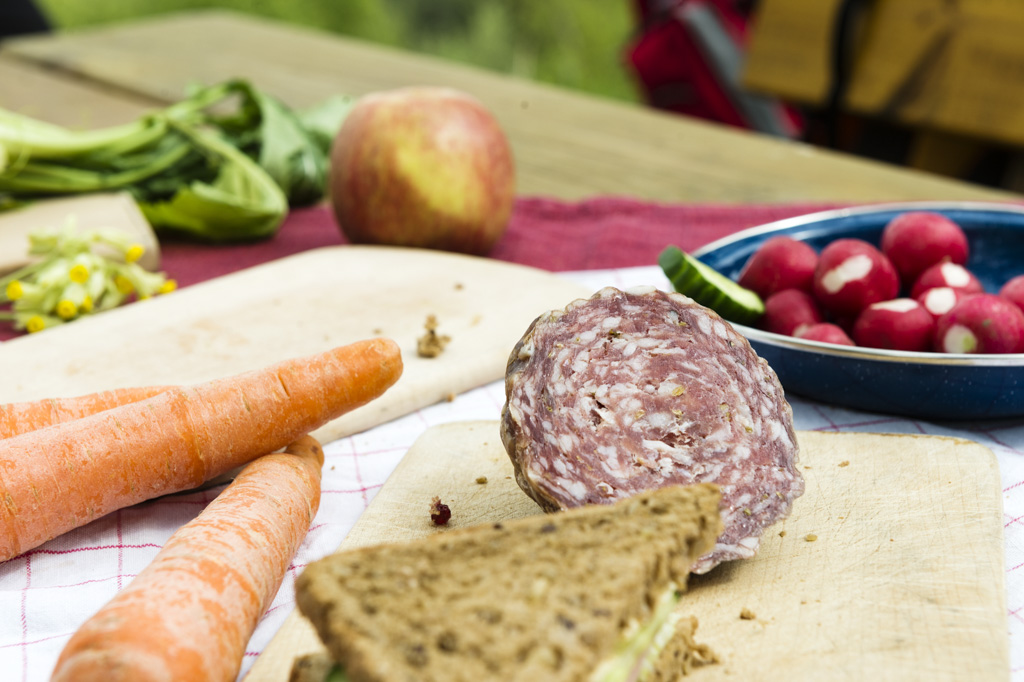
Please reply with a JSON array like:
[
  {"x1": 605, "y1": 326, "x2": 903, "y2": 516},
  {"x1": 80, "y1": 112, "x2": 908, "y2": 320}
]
[
  {"x1": 246, "y1": 422, "x2": 1009, "y2": 682},
  {"x1": 0, "y1": 246, "x2": 592, "y2": 443}
]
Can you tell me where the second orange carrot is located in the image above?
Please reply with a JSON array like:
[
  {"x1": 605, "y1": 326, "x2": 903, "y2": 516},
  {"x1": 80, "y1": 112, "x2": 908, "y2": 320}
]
[{"x1": 51, "y1": 435, "x2": 325, "y2": 682}]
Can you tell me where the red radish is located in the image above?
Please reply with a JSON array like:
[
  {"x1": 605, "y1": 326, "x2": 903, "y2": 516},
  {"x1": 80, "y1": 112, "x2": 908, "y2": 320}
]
[
  {"x1": 910, "y1": 261, "x2": 984, "y2": 298},
  {"x1": 812, "y1": 238, "x2": 899, "y2": 318},
  {"x1": 761, "y1": 289, "x2": 823, "y2": 336},
  {"x1": 852, "y1": 298, "x2": 935, "y2": 352},
  {"x1": 795, "y1": 323, "x2": 855, "y2": 346},
  {"x1": 1000, "y1": 275, "x2": 1024, "y2": 315},
  {"x1": 915, "y1": 286, "x2": 968, "y2": 320},
  {"x1": 934, "y1": 294, "x2": 1024, "y2": 354},
  {"x1": 737, "y1": 236, "x2": 819, "y2": 298},
  {"x1": 880, "y1": 212, "x2": 969, "y2": 284}
]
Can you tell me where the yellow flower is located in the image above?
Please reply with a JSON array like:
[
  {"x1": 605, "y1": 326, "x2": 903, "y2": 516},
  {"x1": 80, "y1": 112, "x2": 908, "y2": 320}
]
[
  {"x1": 56, "y1": 299, "x2": 78, "y2": 320},
  {"x1": 5, "y1": 280, "x2": 23, "y2": 301},
  {"x1": 2, "y1": 227, "x2": 171, "y2": 334},
  {"x1": 125, "y1": 244, "x2": 145, "y2": 264},
  {"x1": 25, "y1": 315, "x2": 46, "y2": 333},
  {"x1": 115, "y1": 275, "x2": 134, "y2": 295},
  {"x1": 69, "y1": 264, "x2": 90, "y2": 284}
]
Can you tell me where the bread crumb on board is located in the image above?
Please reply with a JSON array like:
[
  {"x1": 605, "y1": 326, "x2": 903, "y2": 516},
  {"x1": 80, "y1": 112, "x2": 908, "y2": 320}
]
[
  {"x1": 475, "y1": 476, "x2": 488, "y2": 485},
  {"x1": 417, "y1": 315, "x2": 451, "y2": 358},
  {"x1": 838, "y1": 460, "x2": 850, "y2": 467},
  {"x1": 739, "y1": 607, "x2": 756, "y2": 620},
  {"x1": 804, "y1": 533, "x2": 818, "y2": 542}
]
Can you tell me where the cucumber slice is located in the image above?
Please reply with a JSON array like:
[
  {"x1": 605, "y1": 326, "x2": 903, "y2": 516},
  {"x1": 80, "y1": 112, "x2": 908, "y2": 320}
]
[{"x1": 658, "y1": 245, "x2": 764, "y2": 325}]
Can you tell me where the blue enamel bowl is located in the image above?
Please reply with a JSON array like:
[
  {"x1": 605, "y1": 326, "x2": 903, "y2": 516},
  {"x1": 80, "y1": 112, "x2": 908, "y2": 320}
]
[{"x1": 694, "y1": 202, "x2": 1024, "y2": 420}]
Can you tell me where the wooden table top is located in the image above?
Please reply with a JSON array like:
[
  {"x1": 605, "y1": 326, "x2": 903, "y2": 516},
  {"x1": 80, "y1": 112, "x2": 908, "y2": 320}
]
[{"x1": 0, "y1": 8, "x2": 1018, "y2": 205}]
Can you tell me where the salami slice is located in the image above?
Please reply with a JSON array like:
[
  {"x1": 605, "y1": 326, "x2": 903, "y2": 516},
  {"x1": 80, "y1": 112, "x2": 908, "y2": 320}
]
[{"x1": 500, "y1": 286, "x2": 803, "y2": 574}]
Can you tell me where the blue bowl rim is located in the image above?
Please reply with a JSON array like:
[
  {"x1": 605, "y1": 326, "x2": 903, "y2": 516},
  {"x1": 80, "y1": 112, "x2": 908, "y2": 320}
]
[{"x1": 691, "y1": 200, "x2": 1024, "y2": 368}]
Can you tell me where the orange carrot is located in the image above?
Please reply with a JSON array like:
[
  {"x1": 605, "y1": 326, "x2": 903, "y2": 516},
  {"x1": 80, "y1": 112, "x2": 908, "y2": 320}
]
[
  {"x1": 50, "y1": 435, "x2": 325, "y2": 682},
  {"x1": 0, "y1": 337, "x2": 401, "y2": 563},
  {"x1": 0, "y1": 386, "x2": 172, "y2": 439}
]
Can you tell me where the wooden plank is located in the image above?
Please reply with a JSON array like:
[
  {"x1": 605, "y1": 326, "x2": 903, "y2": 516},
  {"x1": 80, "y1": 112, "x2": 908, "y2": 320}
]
[
  {"x1": 4, "y1": 10, "x2": 1018, "y2": 204},
  {"x1": 246, "y1": 422, "x2": 1008, "y2": 681},
  {"x1": 0, "y1": 54, "x2": 157, "y2": 127}
]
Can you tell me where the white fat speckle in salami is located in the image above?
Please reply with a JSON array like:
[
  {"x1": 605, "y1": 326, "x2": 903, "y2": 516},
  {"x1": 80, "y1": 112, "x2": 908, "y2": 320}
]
[
  {"x1": 500, "y1": 286, "x2": 804, "y2": 574},
  {"x1": 567, "y1": 480, "x2": 588, "y2": 499}
]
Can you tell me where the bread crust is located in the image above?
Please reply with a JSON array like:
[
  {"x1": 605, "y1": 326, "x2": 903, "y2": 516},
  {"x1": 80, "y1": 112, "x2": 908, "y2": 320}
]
[{"x1": 295, "y1": 485, "x2": 722, "y2": 682}]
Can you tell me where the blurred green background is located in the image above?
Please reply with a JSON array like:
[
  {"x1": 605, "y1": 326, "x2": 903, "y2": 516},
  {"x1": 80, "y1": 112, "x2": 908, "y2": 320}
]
[{"x1": 36, "y1": 0, "x2": 642, "y2": 103}]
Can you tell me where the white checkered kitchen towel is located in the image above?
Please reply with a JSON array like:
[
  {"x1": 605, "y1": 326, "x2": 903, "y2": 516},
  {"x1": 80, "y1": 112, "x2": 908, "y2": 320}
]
[{"x1": 3, "y1": 266, "x2": 1023, "y2": 680}]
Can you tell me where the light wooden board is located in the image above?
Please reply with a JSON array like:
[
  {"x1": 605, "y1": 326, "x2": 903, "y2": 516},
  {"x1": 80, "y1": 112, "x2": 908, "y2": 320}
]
[
  {"x1": 0, "y1": 54, "x2": 158, "y2": 127},
  {"x1": 0, "y1": 247, "x2": 591, "y2": 444},
  {"x1": 246, "y1": 422, "x2": 1009, "y2": 681},
  {"x1": 0, "y1": 193, "x2": 160, "y2": 275},
  {"x1": 3, "y1": 11, "x2": 1018, "y2": 204}
]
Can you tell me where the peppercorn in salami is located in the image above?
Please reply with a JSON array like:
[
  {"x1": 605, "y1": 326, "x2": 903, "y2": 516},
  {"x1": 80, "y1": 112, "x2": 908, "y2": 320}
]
[{"x1": 500, "y1": 286, "x2": 803, "y2": 574}]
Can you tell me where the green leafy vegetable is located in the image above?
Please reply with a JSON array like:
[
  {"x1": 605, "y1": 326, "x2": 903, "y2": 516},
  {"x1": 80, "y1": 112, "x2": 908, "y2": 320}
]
[
  {"x1": 298, "y1": 94, "x2": 356, "y2": 154},
  {"x1": 0, "y1": 80, "x2": 352, "y2": 242},
  {"x1": 140, "y1": 118, "x2": 287, "y2": 241}
]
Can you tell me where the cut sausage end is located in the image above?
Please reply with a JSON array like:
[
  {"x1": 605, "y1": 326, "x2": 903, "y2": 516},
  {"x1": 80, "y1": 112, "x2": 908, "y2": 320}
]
[{"x1": 500, "y1": 287, "x2": 804, "y2": 574}]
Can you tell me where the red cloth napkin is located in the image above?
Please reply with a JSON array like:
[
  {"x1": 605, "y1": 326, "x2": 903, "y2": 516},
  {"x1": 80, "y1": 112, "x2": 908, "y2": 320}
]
[
  {"x1": 489, "y1": 197, "x2": 845, "y2": 271},
  {"x1": 158, "y1": 198, "x2": 847, "y2": 286},
  {"x1": 0, "y1": 198, "x2": 847, "y2": 341}
]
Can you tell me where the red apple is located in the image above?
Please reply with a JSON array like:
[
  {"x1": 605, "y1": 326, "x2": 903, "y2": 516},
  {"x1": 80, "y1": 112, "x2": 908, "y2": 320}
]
[{"x1": 329, "y1": 87, "x2": 516, "y2": 255}]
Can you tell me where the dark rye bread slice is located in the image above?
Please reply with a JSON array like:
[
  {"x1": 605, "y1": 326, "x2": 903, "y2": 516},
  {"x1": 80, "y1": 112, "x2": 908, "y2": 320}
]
[{"x1": 294, "y1": 484, "x2": 722, "y2": 682}]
